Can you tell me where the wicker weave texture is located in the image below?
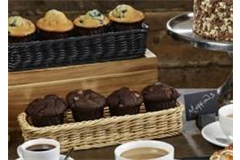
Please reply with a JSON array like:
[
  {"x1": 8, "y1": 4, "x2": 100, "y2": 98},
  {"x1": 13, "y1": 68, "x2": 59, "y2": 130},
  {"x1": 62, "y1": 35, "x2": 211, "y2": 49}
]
[
  {"x1": 18, "y1": 103, "x2": 184, "y2": 152},
  {"x1": 9, "y1": 26, "x2": 147, "y2": 72}
]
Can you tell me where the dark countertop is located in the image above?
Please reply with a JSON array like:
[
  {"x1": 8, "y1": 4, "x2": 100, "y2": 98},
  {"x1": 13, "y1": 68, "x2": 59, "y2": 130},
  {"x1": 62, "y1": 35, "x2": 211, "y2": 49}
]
[{"x1": 8, "y1": 89, "x2": 222, "y2": 160}]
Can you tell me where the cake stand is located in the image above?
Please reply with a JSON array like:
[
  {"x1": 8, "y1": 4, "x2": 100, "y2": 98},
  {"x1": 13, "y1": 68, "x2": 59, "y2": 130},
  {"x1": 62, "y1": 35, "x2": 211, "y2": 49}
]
[
  {"x1": 166, "y1": 12, "x2": 233, "y2": 103},
  {"x1": 166, "y1": 13, "x2": 233, "y2": 129}
]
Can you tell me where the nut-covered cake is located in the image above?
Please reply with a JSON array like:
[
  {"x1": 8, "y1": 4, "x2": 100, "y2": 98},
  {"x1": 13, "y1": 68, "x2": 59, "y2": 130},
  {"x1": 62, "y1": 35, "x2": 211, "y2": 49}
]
[{"x1": 193, "y1": 0, "x2": 233, "y2": 41}]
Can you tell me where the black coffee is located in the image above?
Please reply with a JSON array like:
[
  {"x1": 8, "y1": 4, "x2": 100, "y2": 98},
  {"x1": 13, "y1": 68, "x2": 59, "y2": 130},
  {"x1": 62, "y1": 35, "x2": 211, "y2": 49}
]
[{"x1": 26, "y1": 144, "x2": 56, "y2": 152}]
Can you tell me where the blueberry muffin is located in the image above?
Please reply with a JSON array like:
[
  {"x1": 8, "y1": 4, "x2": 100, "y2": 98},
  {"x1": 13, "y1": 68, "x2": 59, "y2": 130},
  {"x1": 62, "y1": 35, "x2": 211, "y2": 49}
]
[
  {"x1": 108, "y1": 4, "x2": 145, "y2": 31},
  {"x1": 8, "y1": 16, "x2": 36, "y2": 43},
  {"x1": 36, "y1": 9, "x2": 74, "y2": 40},
  {"x1": 74, "y1": 9, "x2": 110, "y2": 36}
]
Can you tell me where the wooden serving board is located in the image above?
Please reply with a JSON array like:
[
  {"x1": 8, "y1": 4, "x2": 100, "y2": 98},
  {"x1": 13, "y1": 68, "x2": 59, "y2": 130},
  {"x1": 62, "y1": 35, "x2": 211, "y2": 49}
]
[{"x1": 9, "y1": 50, "x2": 158, "y2": 131}]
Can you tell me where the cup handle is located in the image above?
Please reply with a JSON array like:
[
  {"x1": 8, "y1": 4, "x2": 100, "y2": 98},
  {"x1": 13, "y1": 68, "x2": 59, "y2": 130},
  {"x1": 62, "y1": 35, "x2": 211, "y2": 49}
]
[
  {"x1": 228, "y1": 134, "x2": 233, "y2": 143},
  {"x1": 17, "y1": 146, "x2": 24, "y2": 159}
]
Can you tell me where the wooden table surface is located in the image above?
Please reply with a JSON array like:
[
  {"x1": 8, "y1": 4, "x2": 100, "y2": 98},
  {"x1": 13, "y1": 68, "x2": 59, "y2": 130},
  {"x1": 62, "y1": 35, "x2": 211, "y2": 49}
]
[{"x1": 8, "y1": 89, "x2": 222, "y2": 160}]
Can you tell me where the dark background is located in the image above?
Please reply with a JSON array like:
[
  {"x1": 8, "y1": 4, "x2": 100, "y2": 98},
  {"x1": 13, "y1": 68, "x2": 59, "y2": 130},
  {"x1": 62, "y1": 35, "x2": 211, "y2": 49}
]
[{"x1": 8, "y1": 0, "x2": 232, "y2": 88}]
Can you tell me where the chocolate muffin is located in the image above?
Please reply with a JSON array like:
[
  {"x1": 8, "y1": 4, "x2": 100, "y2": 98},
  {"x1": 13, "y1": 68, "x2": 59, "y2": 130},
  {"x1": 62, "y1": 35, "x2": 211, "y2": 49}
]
[
  {"x1": 108, "y1": 4, "x2": 145, "y2": 31},
  {"x1": 66, "y1": 89, "x2": 106, "y2": 122},
  {"x1": 142, "y1": 82, "x2": 180, "y2": 112},
  {"x1": 36, "y1": 9, "x2": 74, "y2": 40},
  {"x1": 8, "y1": 16, "x2": 36, "y2": 43},
  {"x1": 107, "y1": 87, "x2": 143, "y2": 116},
  {"x1": 25, "y1": 94, "x2": 68, "y2": 127},
  {"x1": 74, "y1": 9, "x2": 110, "y2": 36}
]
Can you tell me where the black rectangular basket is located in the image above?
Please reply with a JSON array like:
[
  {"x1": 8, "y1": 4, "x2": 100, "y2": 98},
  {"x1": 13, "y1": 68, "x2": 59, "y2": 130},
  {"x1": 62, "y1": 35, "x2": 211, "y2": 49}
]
[{"x1": 8, "y1": 24, "x2": 148, "y2": 72}]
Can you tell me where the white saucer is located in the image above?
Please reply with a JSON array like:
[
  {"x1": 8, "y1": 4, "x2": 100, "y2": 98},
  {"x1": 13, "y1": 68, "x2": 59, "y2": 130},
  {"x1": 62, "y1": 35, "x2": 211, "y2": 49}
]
[
  {"x1": 16, "y1": 154, "x2": 74, "y2": 160},
  {"x1": 201, "y1": 121, "x2": 231, "y2": 147}
]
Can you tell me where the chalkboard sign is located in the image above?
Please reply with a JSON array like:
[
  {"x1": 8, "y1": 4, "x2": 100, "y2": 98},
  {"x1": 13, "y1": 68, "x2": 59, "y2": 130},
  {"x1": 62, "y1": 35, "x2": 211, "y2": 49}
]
[{"x1": 184, "y1": 90, "x2": 219, "y2": 121}]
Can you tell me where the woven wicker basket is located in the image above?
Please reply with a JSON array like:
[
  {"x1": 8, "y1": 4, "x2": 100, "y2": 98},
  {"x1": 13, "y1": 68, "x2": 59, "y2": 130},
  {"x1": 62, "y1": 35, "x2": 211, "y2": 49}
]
[
  {"x1": 9, "y1": 24, "x2": 148, "y2": 72},
  {"x1": 18, "y1": 103, "x2": 184, "y2": 152}
]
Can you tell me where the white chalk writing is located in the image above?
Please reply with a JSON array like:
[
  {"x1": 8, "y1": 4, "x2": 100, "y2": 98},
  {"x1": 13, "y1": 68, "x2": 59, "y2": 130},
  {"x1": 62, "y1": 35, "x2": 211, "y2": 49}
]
[{"x1": 188, "y1": 93, "x2": 215, "y2": 117}]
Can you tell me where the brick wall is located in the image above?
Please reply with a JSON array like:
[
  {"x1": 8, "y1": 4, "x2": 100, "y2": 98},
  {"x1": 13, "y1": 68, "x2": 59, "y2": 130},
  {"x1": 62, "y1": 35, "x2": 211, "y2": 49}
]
[{"x1": 8, "y1": 0, "x2": 232, "y2": 88}]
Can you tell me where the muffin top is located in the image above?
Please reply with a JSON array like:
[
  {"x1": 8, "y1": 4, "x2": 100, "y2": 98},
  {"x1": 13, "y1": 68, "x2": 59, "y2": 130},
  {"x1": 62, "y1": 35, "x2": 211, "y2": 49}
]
[
  {"x1": 142, "y1": 83, "x2": 180, "y2": 102},
  {"x1": 36, "y1": 9, "x2": 74, "y2": 32},
  {"x1": 8, "y1": 16, "x2": 36, "y2": 37},
  {"x1": 74, "y1": 9, "x2": 110, "y2": 28},
  {"x1": 108, "y1": 4, "x2": 145, "y2": 23},
  {"x1": 25, "y1": 94, "x2": 68, "y2": 117},
  {"x1": 107, "y1": 87, "x2": 143, "y2": 108},
  {"x1": 66, "y1": 89, "x2": 106, "y2": 109}
]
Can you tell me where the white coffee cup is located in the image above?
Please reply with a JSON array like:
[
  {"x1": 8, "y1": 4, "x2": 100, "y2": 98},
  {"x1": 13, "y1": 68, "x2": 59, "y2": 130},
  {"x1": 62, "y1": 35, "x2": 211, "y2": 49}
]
[
  {"x1": 219, "y1": 104, "x2": 233, "y2": 143},
  {"x1": 115, "y1": 140, "x2": 174, "y2": 160},
  {"x1": 17, "y1": 138, "x2": 60, "y2": 160}
]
